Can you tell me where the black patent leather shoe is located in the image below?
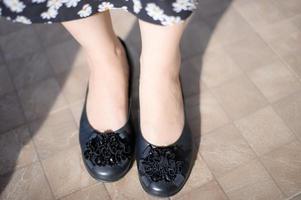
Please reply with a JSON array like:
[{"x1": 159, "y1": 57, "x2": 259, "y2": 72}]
[
  {"x1": 79, "y1": 38, "x2": 134, "y2": 182},
  {"x1": 136, "y1": 81, "x2": 194, "y2": 197}
]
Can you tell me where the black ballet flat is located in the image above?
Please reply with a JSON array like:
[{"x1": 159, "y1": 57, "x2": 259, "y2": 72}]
[
  {"x1": 79, "y1": 38, "x2": 135, "y2": 182},
  {"x1": 135, "y1": 80, "x2": 194, "y2": 197}
]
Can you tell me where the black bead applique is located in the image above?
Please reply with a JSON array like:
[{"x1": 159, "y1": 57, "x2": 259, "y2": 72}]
[
  {"x1": 140, "y1": 145, "x2": 184, "y2": 182},
  {"x1": 84, "y1": 131, "x2": 131, "y2": 166}
]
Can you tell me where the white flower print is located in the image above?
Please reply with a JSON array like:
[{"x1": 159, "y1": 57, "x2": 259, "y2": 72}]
[
  {"x1": 121, "y1": 6, "x2": 128, "y2": 11},
  {"x1": 14, "y1": 16, "x2": 32, "y2": 24},
  {"x1": 98, "y1": 2, "x2": 114, "y2": 12},
  {"x1": 64, "y1": 0, "x2": 81, "y2": 8},
  {"x1": 172, "y1": 0, "x2": 196, "y2": 13},
  {"x1": 47, "y1": 0, "x2": 64, "y2": 9},
  {"x1": 161, "y1": 16, "x2": 182, "y2": 26},
  {"x1": 133, "y1": 0, "x2": 142, "y2": 14},
  {"x1": 41, "y1": 7, "x2": 58, "y2": 19},
  {"x1": 3, "y1": 0, "x2": 25, "y2": 13},
  {"x1": 32, "y1": 0, "x2": 47, "y2": 3},
  {"x1": 78, "y1": 4, "x2": 92, "y2": 17},
  {"x1": 0, "y1": 0, "x2": 196, "y2": 26},
  {"x1": 145, "y1": 3, "x2": 165, "y2": 21}
]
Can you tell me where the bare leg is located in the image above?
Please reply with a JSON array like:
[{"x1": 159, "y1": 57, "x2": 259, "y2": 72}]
[
  {"x1": 62, "y1": 12, "x2": 129, "y2": 132},
  {"x1": 139, "y1": 20, "x2": 189, "y2": 146}
]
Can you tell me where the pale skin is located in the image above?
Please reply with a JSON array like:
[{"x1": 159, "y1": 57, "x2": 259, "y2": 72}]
[{"x1": 62, "y1": 10, "x2": 189, "y2": 146}]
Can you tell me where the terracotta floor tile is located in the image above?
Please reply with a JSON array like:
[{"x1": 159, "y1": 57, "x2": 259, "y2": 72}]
[
  {"x1": 218, "y1": 159, "x2": 284, "y2": 200},
  {"x1": 235, "y1": 106, "x2": 295, "y2": 156},
  {"x1": 69, "y1": 100, "x2": 84, "y2": 127},
  {"x1": 0, "y1": 64, "x2": 14, "y2": 97},
  {"x1": 201, "y1": 47, "x2": 243, "y2": 88},
  {"x1": 223, "y1": 33, "x2": 278, "y2": 72},
  {"x1": 172, "y1": 180, "x2": 228, "y2": 200},
  {"x1": 175, "y1": 155, "x2": 213, "y2": 196},
  {"x1": 274, "y1": 0, "x2": 301, "y2": 16},
  {"x1": 180, "y1": 58, "x2": 202, "y2": 97},
  {"x1": 29, "y1": 108, "x2": 78, "y2": 160},
  {"x1": 291, "y1": 14, "x2": 301, "y2": 30},
  {"x1": 42, "y1": 146, "x2": 96, "y2": 199},
  {"x1": 199, "y1": 89, "x2": 230, "y2": 134},
  {"x1": 289, "y1": 193, "x2": 301, "y2": 200},
  {"x1": 200, "y1": 124, "x2": 256, "y2": 177},
  {"x1": 261, "y1": 140, "x2": 301, "y2": 197},
  {"x1": 0, "y1": 126, "x2": 38, "y2": 175},
  {"x1": 56, "y1": 68, "x2": 88, "y2": 104},
  {"x1": 273, "y1": 91, "x2": 301, "y2": 140},
  {"x1": 0, "y1": 92, "x2": 25, "y2": 133},
  {"x1": 205, "y1": 7, "x2": 256, "y2": 47},
  {"x1": 0, "y1": 27, "x2": 42, "y2": 61},
  {"x1": 196, "y1": 0, "x2": 232, "y2": 19},
  {"x1": 255, "y1": 17, "x2": 300, "y2": 42},
  {"x1": 6, "y1": 51, "x2": 53, "y2": 90},
  {"x1": 212, "y1": 75, "x2": 267, "y2": 120},
  {"x1": 283, "y1": 48, "x2": 301, "y2": 78},
  {"x1": 234, "y1": 0, "x2": 294, "y2": 30},
  {"x1": 248, "y1": 60, "x2": 301, "y2": 102},
  {"x1": 61, "y1": 183, "x2": 110, "y2": 200},
  {"x1": 0, "y1": 162, "x2": 53, "y2": 200},
  {"x1": 33, "y1": 23, "x2": 72, "y2": 47},
  {"x1": 181, "y1": 20, "x2": 212, "y2": 59},
  {"x1": 45, "y1": 40, "x2": 84, "y2": 75},
  {"x1": 0, "y1": 18, "x2": 28, "y2": 36},
  {"x1": 18, "y1": 77, "x2": 68, "y2": 121},
  {"x1": 268, "y1": 31, "x2": 301, "y2": 57}
]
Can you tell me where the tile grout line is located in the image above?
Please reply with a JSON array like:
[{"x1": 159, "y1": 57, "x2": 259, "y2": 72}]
[
  {"x1": 197, "y1": 153, "x2": 231, "y2": 200},
  {"x1": 29, "y1": 134, "x2": 57, "y2": 200},
  {"x1": 232, "y1": 120, "x2": 294, "y2": 199},
  {"x1": 102, "y1": 183, "x2": 113, "y2": 200},
  {"x1": 271, "y1": 101, "x2": 301, "y2": 144},
  {"x1": 286, "y1": 191, "x2": 301, "y2": 200},
  {"x1": 56, "y1": 182, "x2": 103, "y2": 200}
]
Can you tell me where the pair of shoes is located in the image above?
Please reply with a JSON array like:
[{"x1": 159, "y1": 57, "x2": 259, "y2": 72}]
[
  {"x1": 135, "y1": 79, "x2": 194, "y2": 197},
  {"x1": 79, "y1": 37, "x2": 194, "y2": 197},
  {"x1": 79, "y1": 37, "x2": 134, "y2": 182}
]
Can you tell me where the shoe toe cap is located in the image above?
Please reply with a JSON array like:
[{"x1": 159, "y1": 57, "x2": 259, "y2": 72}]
[
  {"x1": 140, "y1": 175, "x2": 185, "y2": 197},
  {"x1": 84, "y1": 158, "x2": 132, "y2": 182}
]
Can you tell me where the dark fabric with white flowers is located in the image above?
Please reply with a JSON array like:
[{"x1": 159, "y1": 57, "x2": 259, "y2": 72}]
[{"x1": 0, "y1": 0, "x2": 198, "y2": 26}]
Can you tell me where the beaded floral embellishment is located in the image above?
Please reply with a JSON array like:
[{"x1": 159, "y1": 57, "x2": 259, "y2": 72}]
[
  {"x1": 140, "y1": 145, "x2": 184, "y2": 182},
  {"x1": 84, "y1": 132, "x2": 131, "y2": 166}
]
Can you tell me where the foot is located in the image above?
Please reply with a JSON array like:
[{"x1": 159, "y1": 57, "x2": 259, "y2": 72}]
[
  {"x1": 85, "y1": 37, "x2": 129, "y2": 132},
  {"x1": 139, "y1": 51, "x2": 184, "y2": 146}
]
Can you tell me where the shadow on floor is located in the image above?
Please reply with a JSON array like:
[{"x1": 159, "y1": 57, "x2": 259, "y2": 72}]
[{"x1": 0, "y1": 0, "x2": 232, "y2": 196}]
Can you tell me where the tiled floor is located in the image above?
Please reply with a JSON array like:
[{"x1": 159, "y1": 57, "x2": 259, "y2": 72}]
[{"x1": 1, "y1": 0, "x2": 301, "y2": 199}]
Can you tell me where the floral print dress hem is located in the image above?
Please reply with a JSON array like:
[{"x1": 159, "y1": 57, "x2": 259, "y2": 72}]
[{"x1": 0, "y1": 0, "x2": 199, "y2": 26}]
